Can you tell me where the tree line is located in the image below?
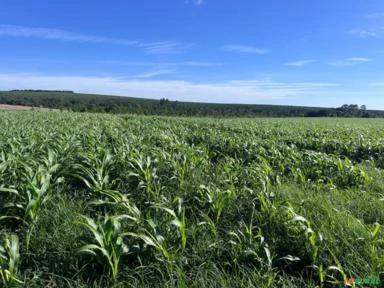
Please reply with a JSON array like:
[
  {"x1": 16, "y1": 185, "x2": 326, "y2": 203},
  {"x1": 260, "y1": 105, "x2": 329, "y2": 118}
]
[{"x1": 0, "y1": 90, "x2": 382, "y2": 118}]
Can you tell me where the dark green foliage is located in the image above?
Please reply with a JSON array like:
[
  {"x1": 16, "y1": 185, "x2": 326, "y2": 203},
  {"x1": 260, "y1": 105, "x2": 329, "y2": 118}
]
[{"x1": 1, "y1": 90, "x2": 382, "y2": 117}]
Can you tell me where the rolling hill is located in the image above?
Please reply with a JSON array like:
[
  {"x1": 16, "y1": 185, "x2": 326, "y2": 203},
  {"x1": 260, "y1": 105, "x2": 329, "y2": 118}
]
[{"x1": 0, "y1": 90, "x2": 382, "y2": 117}]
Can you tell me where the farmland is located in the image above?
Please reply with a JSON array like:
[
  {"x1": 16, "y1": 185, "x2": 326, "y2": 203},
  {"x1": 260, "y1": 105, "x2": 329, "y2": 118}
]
[{"x1": 1, "y1": 112, "x2": 384, "y2": 287}]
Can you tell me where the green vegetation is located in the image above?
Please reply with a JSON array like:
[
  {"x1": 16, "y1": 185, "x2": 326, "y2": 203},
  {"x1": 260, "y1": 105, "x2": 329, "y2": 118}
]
[
  {"x1": 1, "y1": 90, "x2": 383, "y2": 117},
  {"x1": 1, "y1": 112, "x2": 384, "y2": 287}
]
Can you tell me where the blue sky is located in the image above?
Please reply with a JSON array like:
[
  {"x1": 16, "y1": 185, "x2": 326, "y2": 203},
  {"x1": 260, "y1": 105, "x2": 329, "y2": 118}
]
[{"x1": 1, "y1": 0, "x2": 384, "y2": 109}]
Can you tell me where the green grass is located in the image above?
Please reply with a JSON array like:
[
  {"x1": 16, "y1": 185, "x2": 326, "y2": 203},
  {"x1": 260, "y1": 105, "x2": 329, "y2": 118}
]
[{"x1": 0, "y1": 113, "x2": 384, "y2": 287}]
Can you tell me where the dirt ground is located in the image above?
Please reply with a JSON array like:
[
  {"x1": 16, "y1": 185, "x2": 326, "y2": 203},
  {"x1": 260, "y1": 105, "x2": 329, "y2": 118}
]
[{"x1": 0, "y1": 104, "x2": 62, "y2": 112}]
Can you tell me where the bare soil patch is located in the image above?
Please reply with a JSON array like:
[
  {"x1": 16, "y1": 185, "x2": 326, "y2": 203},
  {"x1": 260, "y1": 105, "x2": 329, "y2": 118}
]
[{"x1": 0, "y1": 104, "x2": 62, "y2": 112}]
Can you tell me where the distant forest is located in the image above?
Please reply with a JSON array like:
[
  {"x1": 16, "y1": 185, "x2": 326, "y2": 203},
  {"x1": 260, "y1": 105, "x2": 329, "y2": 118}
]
[{"x1": 1, "y1": 90, "x2": 383, "y2": 117}]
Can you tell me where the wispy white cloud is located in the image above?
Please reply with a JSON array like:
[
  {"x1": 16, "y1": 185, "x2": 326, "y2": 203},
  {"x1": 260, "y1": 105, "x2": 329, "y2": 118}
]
[
  {"x1": 137, "y1": 42, "x2": 193, "y2": 54},
  {"x1": 328, "y1": 57, "x2": 373, "y2": 67},
  {"x1": 348, "y1": 13, "x2": 384, "y2": 38},
  {"x1": 0, "y1": 24, "x2": 191, "y2": 54},
  {"x1": 185, "y1": 0, "x2": 205, "y2": 6},
  {"x1": 0, "y1": 73, "x2": 337, "y2": 104},
  {"x1": 222, "y1": 45, "x2": 269, "y2": 54},
  {"x1": 348, "y1": 29, "x2": 378, "y2": 38},
  {"x1": 346, "y1": 57, "x2": 372, "y2": 62},
  {"x1": 366, "y1": 13, "x2": 384, "y2": 19},
  {"x1": 0, "y1": 24, "x2": 138, "y2": 45},
  {"x1": 97, "y1": 61, "x2": 223, "y2": 77},
  {"x1": 181, "y1": 61, "x2": 223, "y2": 67},
  {"x1": 0, "y1": 58, "x2": 224, "y2": 70},
  {"x1": 135, "y1": 69, "x2": 175, "y2": 79},
  {"x1": 97, "y1": 60, "x2": 223, "y2": 67},
  {"x1": 284, "y1": 60, "x2": 314, "y2": 67}
]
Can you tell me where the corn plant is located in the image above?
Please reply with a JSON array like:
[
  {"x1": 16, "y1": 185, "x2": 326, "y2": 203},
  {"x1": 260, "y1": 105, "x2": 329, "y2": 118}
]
[
  {"x1": 128, "y1": 155, "x2": 161, "y2": 201},
  {"x1": 73, "y1": 214, "x2": 138, "y2": 280},
  {"x1": 0, "y1": 112, "x2": 383, "y2": 287},
  {"x1": 287, "y1": 207, "x2": 331, "y2": 286},
  {"x1": 0, "y1": 150, "x2": 63, "y2": 248},
  {"x1": 72, "y1": 149, "x2": 117, "y2": 194},
  {"x1": 368, "y1": 222, "x2": 384, "y2": 272},
  {"x1": 0, "y1": 233, "x2": 23, "y2": 287},
  {"x1": 127, "y1": 227, "x2": 172, "y2": 263},
  {"x1": 152, "y1": 203, "x2": 187, "y2": 250},
  {"x1": 290, "y1": 211, "x2": 321, "y2": 265},
  {"x1": 198, "y1": 185, "x2": 233, "y2": 222},
  {"x1": 228, "y1": 204, "x2": 272, "y2": 269},
  {"x1": 71, "y1": 149, "x2": 144, "y2": 215}
]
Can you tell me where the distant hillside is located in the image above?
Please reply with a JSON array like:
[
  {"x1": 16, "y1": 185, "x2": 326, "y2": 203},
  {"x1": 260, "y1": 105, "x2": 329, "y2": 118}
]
[{"x1": 0, "y1": 90, "x2": 383, "y2": 117}]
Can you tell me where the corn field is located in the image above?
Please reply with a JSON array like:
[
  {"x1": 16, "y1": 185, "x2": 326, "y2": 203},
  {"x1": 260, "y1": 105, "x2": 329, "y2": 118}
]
[{"x1": 1, "y1": 112, "x2": 384, "y2": 287}]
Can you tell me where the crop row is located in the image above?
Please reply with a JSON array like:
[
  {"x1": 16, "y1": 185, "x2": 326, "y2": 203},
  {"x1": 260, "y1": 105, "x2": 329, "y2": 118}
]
[{"x1": 0, "y1": 113, "x2": 383, "y2": 287}]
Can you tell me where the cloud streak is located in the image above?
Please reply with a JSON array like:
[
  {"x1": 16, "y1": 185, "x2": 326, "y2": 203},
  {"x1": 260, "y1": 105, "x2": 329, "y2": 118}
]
[
  {"x1": 284, "y1": 60, "x2": 314, "y2": 67},
  {"x1": 366, "y1": 13, "x2": 384, "y2": 20},
  {"x1": 223, "y1": 45, "x2": 269, "y2": 54},
  {"x1": 328, "y1": 57, "x2": 372, "y2": 67},
  {"x1": 348, "y1": 13, "x2": 384, "y2": 38},
  {"x1": 135, "y1": 69, "x2": 176, "y2": 79},
  {"x1": 348, "y1": 29, "x2": 378, "y2": 38},
  {"x1": 0, "y1": 24, "x2": 190, "y2": 54},
  {"x1": 346, "y1": 57, "x2": 372, "y2": 62},
  {"x1": 0, "y1": 24, "x2": 136, "y2": 45},
  {"x1": 137, "y1": 42, "x2": 193, "y2": 54},
  {"x1": 98, "y1": 60, "x2": 224, "y2": 67},
  {"x1": 0, "y1": 73, "x2": 337, "y2": 104}
]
